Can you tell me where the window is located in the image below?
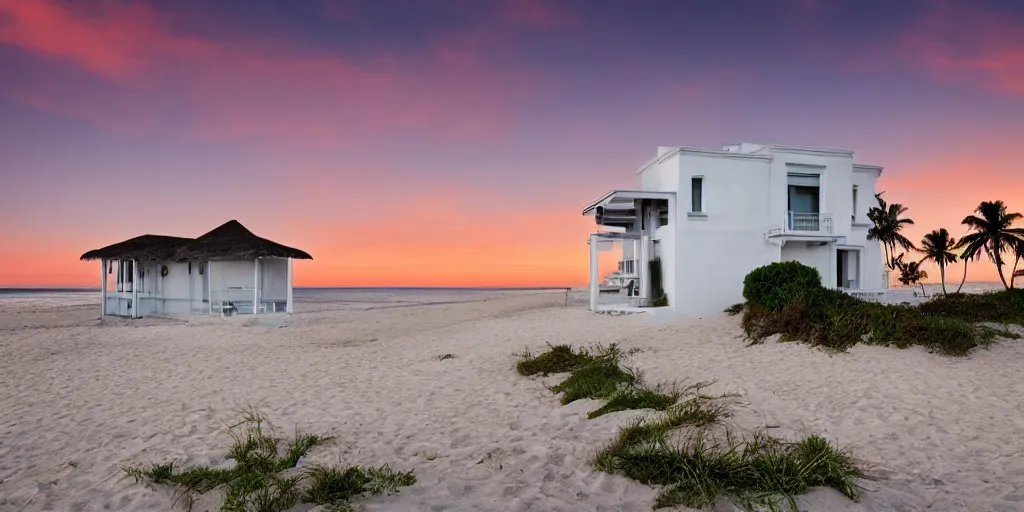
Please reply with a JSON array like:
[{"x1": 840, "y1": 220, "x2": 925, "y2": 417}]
[
  {"x1": 691, "y1": 177, "x2": 703, "y2": 213},
  {"x1": 852, "y1": 186, "x2": 858, "y2": 221}
]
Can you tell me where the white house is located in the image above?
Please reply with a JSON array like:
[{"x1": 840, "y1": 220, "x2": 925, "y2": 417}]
[
  {"x1": 80, "y1": 220, "x2": 312, "y2": 318},
  {"x1": 582, "y1": 143, "x2": 886, "y2": 316}
]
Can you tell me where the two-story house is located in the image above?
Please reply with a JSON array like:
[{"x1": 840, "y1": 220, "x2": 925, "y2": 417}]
[{"x1": 582, "y1": 143, "x2": 886, "y2": 316}]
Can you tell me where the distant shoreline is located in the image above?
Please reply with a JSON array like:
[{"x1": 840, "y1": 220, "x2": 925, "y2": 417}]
[{"x1": 0, "y1": 286, "x2": 579, "y2": 295}]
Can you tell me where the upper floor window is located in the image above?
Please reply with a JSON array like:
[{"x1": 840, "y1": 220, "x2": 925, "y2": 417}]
[
  {"x1": 691, "y1": 177, "x2": 703, "y2": 213},
  {"x1": 852, "y1": 185, "x2": 858, "y2": 221}
]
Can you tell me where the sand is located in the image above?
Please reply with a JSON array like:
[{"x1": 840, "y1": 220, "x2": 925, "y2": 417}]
[{"x1": 1, "y1": 289, "x2": 1023, "y2": 511}]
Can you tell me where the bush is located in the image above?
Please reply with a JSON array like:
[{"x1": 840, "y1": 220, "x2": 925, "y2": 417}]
[
  {"x1": 742, "y1": 285, "x2": 993, "y2": 356},
  {"x1": 919, "y1": 289, "x2": 1024, "y2": 324},
  {"x1": 743, "y1": 262, "x2": 822, "y2": 312}
]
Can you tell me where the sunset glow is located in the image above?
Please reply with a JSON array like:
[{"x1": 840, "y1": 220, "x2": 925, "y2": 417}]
[{"x1": 1, "y1": 0, "x2": 1023, "y2": 287}]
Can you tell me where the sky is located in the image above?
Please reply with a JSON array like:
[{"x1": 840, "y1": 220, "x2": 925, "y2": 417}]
[{"x1": 1, "y1": 0, "x2": 1023, "y2": 288}]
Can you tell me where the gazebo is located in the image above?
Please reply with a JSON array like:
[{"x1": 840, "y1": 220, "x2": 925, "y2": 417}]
[{"x1": 80, "y1": 220, "x2": 312, "y2": 318}]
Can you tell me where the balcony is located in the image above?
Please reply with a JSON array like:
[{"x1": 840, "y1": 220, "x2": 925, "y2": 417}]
[
  {"x1": 766, "y1": 211, "x2": 834, "y2": 240},
  {"x1": 787, "y1": 211, "x2": 833, "y2": 234}
]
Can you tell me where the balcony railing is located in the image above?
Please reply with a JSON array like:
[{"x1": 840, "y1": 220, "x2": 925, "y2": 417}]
[{"x1": 786, "y1": 211, "x2": 833, "y2": 234}]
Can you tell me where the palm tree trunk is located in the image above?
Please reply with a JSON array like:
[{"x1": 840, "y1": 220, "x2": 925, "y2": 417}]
[
  {"x1": 939, "y1": 263, "x2": 947, "y2": 295},
  {"x1": 1011, "y1": 255, "x2": 1021, "y2": 289},
  {"x1": 996, "y1": 252, "x2": 1010, "y2": 290},
  {"x1": 956, "y1": 259, "x2": 968, "y2": 294}
]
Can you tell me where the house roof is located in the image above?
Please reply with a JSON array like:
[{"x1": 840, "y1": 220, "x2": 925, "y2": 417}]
[
  {"x1": 80, "y1": 235, "x2": 194, "y2": 262},
  {"x1": 172, "y1": 220, "x2": 312, "y2": 261}
]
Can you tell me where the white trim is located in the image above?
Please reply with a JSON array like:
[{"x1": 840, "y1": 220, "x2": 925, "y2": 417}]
[
  {"x1": 636, "y1": 146, "x2": 775, "y2": 174},
  {"x1": 853, "y1": 163, "x2": 884, "y2": 176},
  {"x1": 769, "y1": 144, "x2": 854, "y2": 157},
  {"x1": 589, "y1": 234, "x2": 599, "y2": 311},
  {"x1": 582, "y1": 190, "x2": 675, "y2": 215},
  {"x1": 253, "y1": 259, "x2": 259, "y2": 315}
]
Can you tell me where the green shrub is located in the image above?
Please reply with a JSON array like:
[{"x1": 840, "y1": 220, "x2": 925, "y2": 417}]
[
  {"x1": 919, "y1": 289, "x2": 1024, "y2": 324},
  {"x1": 742, "y1": 285, "x2": 991, "y2": 356},
  {"x1": 742, "y1": 262, "x2": 822, "y2": 311}
]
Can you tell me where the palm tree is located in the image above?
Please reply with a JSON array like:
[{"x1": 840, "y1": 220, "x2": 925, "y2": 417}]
[
  {"x1": 954, "y1": 249, "x2": 980, "y2": 294},
  {"x1": 1010, "y1": 237, "x2": 1024, "y2": 289},
  {"x1": 867, "y1": 192, "x2": 916, "y2": 272},
  {"x1": 919, "y1": 229, "x2": 957, "y2": 294},
  {"x1": 957, "y1": 201, "x2": 1024, "y2": 290},
  {"x1": 894, "y1": 253, "x2": 928, "y2": 296}
]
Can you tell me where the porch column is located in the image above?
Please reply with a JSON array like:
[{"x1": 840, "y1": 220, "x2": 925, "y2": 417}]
[
  {"x1": 207, "y1": 261, "x2": 214, "y2": 315},
  {"x1": 131, "y1": 259, "x2": 139, "y2": 319},
  {"x1": 253, "y1": 259, "x2": 259, "y2": 315},
  {"x1": 639, "y1": 235, "x2": 651, "y2": 301},
  {"x1": 286, "y1": 258, "x2": 294, "y2": 314},
  {"x1": 589, "y1": 234, "x2": 599, "y2": 311},
  {"x1": 100, "y1": 259, "x2": 107, "y2": 317}
]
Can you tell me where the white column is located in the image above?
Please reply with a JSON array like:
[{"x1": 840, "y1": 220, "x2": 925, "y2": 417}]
[
  {"x1": 100, "y1": 259, "x2": 107, "y2": 317},
  {"x1": 253, "y1": 259, "x2": 259, "y2": 315},
  {"x1": 286, "y1": 258, "x2": 294, "y2": 314},
  {"x1": 639, "y1": 235, "x2": 651, "y2": 301},
  {"x1": 131, "y1": 259, "x2": 139, "y2": 319},
  {"x1": 589, "y1": 234, "x2": 599, "y2": 311}
]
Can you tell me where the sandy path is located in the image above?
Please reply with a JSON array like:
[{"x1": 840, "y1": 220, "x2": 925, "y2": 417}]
[{"x1": 1, "y1": 291, "x2": 1023, "y2": 511}]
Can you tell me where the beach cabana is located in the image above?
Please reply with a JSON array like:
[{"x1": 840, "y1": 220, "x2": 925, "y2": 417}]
[{"x1": 80, "y1": 220, "x2": 311, "y2": 318}]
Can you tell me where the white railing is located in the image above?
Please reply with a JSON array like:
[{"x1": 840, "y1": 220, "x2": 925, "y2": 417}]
[
  {"x1": 618, "y1": 259, "x2": 638, "y2": 276},
  {"x1": 786, "y1": 211, "x2": 833, "y2": 234}
]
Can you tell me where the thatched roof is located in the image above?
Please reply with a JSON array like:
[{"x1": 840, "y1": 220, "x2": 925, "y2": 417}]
[
  {"x1": 172, "y1": 220, "x2": 312, "y2": 261},
  {"x1": 80, "y1": 235, "x2": 193, "y2": 261}
]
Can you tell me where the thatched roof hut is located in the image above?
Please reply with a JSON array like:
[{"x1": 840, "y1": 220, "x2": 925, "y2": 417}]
[
  {"x1": 172, "y1": 220, "x2": 312, "y2": 262},
  {"x1": 80, "y1": 235, "x2": 193, "y2": 262}
]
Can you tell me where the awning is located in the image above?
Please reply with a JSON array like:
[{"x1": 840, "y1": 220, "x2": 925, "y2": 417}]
[{"x1": 581, "y1": 190, "x2": 675, "y2": 216}]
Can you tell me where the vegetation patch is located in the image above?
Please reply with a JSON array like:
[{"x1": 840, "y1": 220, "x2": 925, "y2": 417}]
[
  {"x1": 515, "y1": 344, "x2": 597, "y2": 376},
  {"x1": 724, "y1": 303, "x2": 745, "y2": 316},
  {"x1": 740, "y1": 262, "x2": 1002, "y2": 356},
  {"x1": 123, "y1": 411, "x2": 414, "y2": 511},
  {"x1": 436, "y1": 353, "x2": 457, "y2": 361},
  {"x1": 593, "y1": 400, "x2": 862, "y2": 511},
  {"x1": 918, "y1": 289, "x2": 1024, "y2": 325},
  {"x1": 588, "y1": 386, "x2": 681, "y2": 419},
  {"x1": 548, "y1": 351, "x2": 640, "y2": 404}
]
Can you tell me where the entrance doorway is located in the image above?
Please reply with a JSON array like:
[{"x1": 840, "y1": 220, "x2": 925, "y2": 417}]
[{"x1": 836, "y1": 249, "x2": 859, "y2": 289}]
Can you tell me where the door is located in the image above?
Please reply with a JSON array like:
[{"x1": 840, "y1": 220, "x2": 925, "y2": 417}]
[{"x1": 837, "y1": 250, "x2": 845, "y2": 288}]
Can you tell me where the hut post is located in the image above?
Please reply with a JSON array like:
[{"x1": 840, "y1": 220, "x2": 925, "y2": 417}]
[
  {"x1": 253, "y1": 259, "x2": 259, "y2": 315},
  {"x1": 286, "y1": 258, "x2": 293, "y2": 314},
  {"x1": 100, "y1": 258, "x2": 107, "y2": 317},
  {"x1": 131, "y1": 259, "x2": 139, "y2": 319}
]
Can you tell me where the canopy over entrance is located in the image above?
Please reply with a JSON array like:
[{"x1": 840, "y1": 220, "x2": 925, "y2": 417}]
[{"x1": 582, "y1": 190, "x2": 675, "y2": 229}]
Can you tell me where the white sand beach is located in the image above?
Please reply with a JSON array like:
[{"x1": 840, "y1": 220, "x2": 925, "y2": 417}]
[{"x1": 1, "y1": 289, "x2": 1024, "y2": 511}]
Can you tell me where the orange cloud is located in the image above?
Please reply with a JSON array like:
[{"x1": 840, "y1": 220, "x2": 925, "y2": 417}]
[{"x1": 900, "y1": 4, "x2": 1024, "y2": 95}]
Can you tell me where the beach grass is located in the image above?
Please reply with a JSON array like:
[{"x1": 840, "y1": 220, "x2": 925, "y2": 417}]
[
  {"x1": 515, "y1": 343, "x2": 598, "y2": 376},
  {"x1": 123, "y1": 411, "x2": 414, "y2": 511},
  {"x1": 587, "y1": 386, "x2": 681, "y2": 419},
  {"x1": 593, "y1": 399, "x2": 862, "y2": 511}
]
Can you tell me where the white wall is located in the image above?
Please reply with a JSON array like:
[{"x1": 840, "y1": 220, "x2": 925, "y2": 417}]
[
  {"x1": 670, "y1": 152, "x2": 777, "y2": 315},
  {"x1": 781, "y1": 243, "x2": 834, "y2": 287},
  {"x1": 260, "y1": 258, "x2": 289, "y2": 300}
]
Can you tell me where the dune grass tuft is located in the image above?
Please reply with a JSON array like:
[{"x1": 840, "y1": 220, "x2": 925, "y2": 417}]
[
  {"x1": 515, "y1": 343, "x2": 598, "y2": 376},
  {"x1": 594, "y1": 401, "x2": 862, "y2": 510},
  {"x1": 303, "y1": 464, "x2": 417, "y2": 507},
  {"x1": 123, "y1": 411, "x2": 413, "y2": 512},
  {"x1": 587, "y1": 386, "x2": 681, "y2": 419},
  {"x1": 547, "y1": 347, "x2": 640, "y2": 404}
]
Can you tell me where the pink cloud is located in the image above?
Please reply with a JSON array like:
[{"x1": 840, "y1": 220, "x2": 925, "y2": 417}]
[
  {"x1": 899, "y1": 4, "x2": 1024, "y2": 95},
  {"x1": 0, "y1": 0, "x2": 545, "y2": 145}
]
